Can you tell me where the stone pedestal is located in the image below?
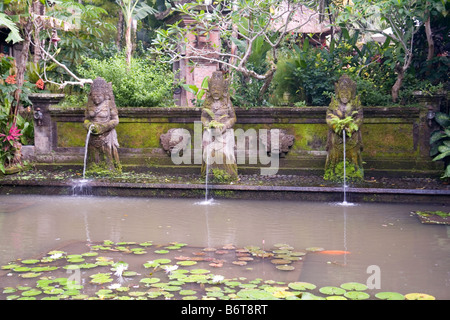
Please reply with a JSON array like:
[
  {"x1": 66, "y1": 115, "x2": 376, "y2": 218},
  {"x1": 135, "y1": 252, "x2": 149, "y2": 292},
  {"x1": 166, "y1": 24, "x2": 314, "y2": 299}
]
[{"x1": 28, "y1": 93, "x2": 65, "y2": 159}]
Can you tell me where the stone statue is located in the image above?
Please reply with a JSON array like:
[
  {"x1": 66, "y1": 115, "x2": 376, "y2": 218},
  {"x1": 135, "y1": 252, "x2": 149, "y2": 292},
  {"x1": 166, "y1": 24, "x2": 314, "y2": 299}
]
[
  {"x1": 201, "y1": 71, "x2": 238, "y2": 180},
  {"x1": 83, "y1": 77, "x2": 121, "y2": 173},
  {"x1": 324, "y1": 74, "x2": 363, "y2": 181}
]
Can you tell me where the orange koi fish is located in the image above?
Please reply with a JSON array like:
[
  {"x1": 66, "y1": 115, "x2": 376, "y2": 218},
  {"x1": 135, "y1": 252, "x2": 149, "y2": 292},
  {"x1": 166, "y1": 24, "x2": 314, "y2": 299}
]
[{"x1": 319, "y1": 250, "x2": 351, "y2": 255}]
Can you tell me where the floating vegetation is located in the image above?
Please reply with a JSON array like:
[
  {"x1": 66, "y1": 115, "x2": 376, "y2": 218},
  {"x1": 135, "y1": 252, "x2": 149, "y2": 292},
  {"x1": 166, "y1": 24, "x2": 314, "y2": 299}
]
[{"x1": 0, "y1": 240, "x2": 436, "y2": 300}]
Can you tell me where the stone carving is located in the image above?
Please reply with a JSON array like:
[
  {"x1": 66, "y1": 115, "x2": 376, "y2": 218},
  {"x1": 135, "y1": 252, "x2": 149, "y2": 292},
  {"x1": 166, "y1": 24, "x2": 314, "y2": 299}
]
[
  {"x1": 259, "y1": 129, "x2": 295, "y2": 158},
  {"x1": 324, "y1": 74, "x2": 363, "y2": 181},
  {"x1": 160, "y1": 128, "x2": 191, "y2": 156},
  {"x1": 83, "y1": 77, "x2": 121, "y2": 172},
  {"x1": 201, "y1": 71, "x2": 238, "y2": 180}
]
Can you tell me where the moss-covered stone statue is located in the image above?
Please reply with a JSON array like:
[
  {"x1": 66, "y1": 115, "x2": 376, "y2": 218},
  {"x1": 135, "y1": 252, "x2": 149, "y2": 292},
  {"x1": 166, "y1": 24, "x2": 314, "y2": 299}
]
[
  {"x1": 83, "y1": 77, "x2": 121, "y2": 174},
  {"x1": 324, "y1": 74, "x2": 363, "y2": 182},
  {"x1": 201, "y1": 71, "x2": 238, "y2": 181}
]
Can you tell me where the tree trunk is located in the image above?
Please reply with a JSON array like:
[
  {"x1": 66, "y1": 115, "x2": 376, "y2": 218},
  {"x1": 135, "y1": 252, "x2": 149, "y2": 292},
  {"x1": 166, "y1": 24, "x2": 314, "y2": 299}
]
[
  {"x1": 391, "y1": 66, "x2": 404, "y2": 103},
  {"x1": 13, "y1": 20, "x2": 32, "y2": 124},
  {"x1": 116, "y1": 10, "x2": 123, "y2": 52},
  {"x1": 424, "y1": 14, "x2": 434, "y2": 61},
  {"x1": 125, "y1": 17, "x2": 132, "y2": 67}
]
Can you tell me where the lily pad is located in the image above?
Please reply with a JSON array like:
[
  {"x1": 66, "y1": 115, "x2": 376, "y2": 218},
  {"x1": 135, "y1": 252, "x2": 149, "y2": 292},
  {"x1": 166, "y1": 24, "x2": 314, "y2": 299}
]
[
  {"x1": 190, "y1": 269, "x2": 211, "y2": 274},
  {"x1": 375, "y1": 292, "x2": 405, "y2": 300},
  {"x1": 140, "y1": 277, "x2": 161, "y2": 285},
  {"x1": 405, "y1": 293, "x2": 435, "y2": 300},
  {"x1": 20, "y1": 272, "x2": 42, "y2": 278},
  {"x1": 179, "y1": 289, "x2": 197, "y2": 296},
  {"x1": 276, "y1": 265, "x2": 295, "y2": 271},
  {"x1": 21, "y1": 259, "x2": 40, "y2": 264},
  {"x1": 21, "y1": 289, "x2": 42, "y2": 297},
  {"x1": 271, "y1": 259, "x2": 291, "y2": 265},
  {"x1": 344, "y1": 291, "x2": 370, "y2": 300},
  {"x1": 319, "y1": 286, "x2": 346, "y2": 296},
  {"x1": 155, "y1": 250, "x2": 169, "y2": 254},
  {"x1": 288, "y1": 282, "x2": 317, "y2": 291},
  {"x1": 340, "y1": 282, "x2": 368, "y2": 291}
]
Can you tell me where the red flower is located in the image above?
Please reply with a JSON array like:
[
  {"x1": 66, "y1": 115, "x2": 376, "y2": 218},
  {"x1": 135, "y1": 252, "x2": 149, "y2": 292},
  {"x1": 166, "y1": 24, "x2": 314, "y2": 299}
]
[
  {"x1": 5, "y1": 74, "x2": 16, "y2": 85},
  {"x1": 0, "y1": 123, "x2": 22, "y2": 143},
  {"x1": 36, "y1": 78, "x2": 45, "y2": 90}
]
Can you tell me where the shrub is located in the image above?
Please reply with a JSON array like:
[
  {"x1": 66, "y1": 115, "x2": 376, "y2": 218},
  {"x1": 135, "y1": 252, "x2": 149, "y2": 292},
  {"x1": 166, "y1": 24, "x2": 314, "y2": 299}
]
[{"x1": 77, "y1": 54, "x2": 174, "y2": 107}]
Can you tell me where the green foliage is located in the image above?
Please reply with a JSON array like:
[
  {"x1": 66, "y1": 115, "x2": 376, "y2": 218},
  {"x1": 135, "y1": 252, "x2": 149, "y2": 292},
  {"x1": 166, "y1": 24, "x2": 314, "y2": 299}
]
[
  {"x1": 0, "y1": 56, "x2": 34, "y2": 173},
  {"x1": 181, "y1": 76, "x2": 209, "y2": 108},
  {"x1": 77, "y1": 54, "x2": 174, "y2": 107},
  {"x1": 430, "y1": 112, "x2": 450, "y2": 179},
  {"x1": 324, "y1": 160, "x2": 364, "y2": 182},
  {"x1": 328, "y1": 111, "x2": 359, "y2": 137}
]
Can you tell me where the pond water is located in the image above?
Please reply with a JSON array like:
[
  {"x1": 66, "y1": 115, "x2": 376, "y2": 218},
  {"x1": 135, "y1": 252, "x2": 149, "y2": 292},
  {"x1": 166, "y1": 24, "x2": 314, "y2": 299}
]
[{"x1": 0, "y1": 194, "x2": 449, "y2": 299}]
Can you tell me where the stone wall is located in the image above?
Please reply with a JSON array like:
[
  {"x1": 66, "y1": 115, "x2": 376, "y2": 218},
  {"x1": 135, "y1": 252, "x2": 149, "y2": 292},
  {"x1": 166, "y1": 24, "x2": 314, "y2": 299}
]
[{"x1": 26, "y1": 94, "x2": 443, "y2": 177}]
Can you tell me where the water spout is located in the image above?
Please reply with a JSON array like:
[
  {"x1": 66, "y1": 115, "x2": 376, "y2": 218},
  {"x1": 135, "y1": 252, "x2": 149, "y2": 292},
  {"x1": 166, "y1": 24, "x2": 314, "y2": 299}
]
[
  {"x1": 83, "y1": 125, "x2": 93, "y2": 179},
  {"x1": 337, "y1": 130, "x2": 355, "y2": 207}
]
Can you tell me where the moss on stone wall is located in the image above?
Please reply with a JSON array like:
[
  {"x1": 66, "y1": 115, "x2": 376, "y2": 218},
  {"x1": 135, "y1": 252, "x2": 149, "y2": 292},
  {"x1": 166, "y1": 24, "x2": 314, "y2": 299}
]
[{"x1": 57, "y1": 123, "x2": 86, "y2": 147}]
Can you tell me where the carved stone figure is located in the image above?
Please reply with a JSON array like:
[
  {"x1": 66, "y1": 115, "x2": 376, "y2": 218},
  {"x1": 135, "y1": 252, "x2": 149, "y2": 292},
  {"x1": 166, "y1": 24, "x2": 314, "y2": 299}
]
[
  {"x1": 83, "y1": 77, "x2": 121, "y2": 173},
  {"x1": 259, "y1": 129, "x2": 295, "y2": 158},
  {"x1": 324, "y1": 74, "x2": 363, "y2": 181},
  {"x1": 160, "y1": 128, "x2": 190, "y2": 156},
  {"x1": 201, "y1": 71, "x2": 238, "y2": 180}
]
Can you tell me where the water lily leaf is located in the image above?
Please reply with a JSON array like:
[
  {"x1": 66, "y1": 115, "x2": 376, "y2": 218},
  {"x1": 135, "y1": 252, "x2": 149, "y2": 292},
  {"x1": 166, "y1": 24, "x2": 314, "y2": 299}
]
[
  {"x1": 375, "y1": 292, "x2": 405, "y2": 300},
  {"x1": 319, "y1": 286, "x2": 346, "y2": 296},
  {"x1": 122, "y1": 271, "x2": 138, "y2": 277},
  {"x1": 326, "y1": 295, "x2": 348, "y2": 300},
  {"x1": 179, "y1": 289, "x2": 197, "y2": 296},
  {"x1": 139, "y1": 241, "x2": 153, "y2": 247},
  {"x1": 1, "y1": 263, "x2": 21, "y2": 270},
  {"x1": 190, "y1": 269, "x2": 210, "y2": 274},
  {"x1": 21, "y1": 259, "x2": 40, "y2": 264},
  {"x1": 155, "y1": 250, "x2": 169, "y2": 254},
  {"x1": 13, "y1": 266, "x2": 31, "y2": 272},
  {"x1": 140, "y1": 277, "x2": 161, "y2": 285},
  {"x1": 21, "y1": 289, "x2": 42, "y2": 297},
  {"x1": 81, "y1": 252, "x2": 98, "y2": 257},
  {"x1": 300, "y1": 292, "x2": 326, "y2": 300},
  {"x1": 344, "y1": 291, "x2": 370, "y2": 300},
  {"x1": 20, "y1": 272, "x2": 42, "y2": 278},
  {"x1": 236, "y1": 289, "x2": 278, "y2": 300},
  {"x1": 340, "y1": 282, "x2": 368, "y2": 291},
  {"x1": 44, "y1": 288, "x2": 65, "y2": 295},
  {"x1": 31, "y1": 266, "x2": 58, "y2": 272},
  {"x1": 3, "y1": 287, "x2": 17, "y2": 294},
  {"x1": 128, "y1": 291, "x2": 147, "y2": 297},
  {"x1": 271, "y1": 259, "x2": 291, "y2": 265},
  {"x1": 405, "y1": 293, "x2": 435, "y2": 300},
  {"x1": 276, "y1": 265, "x2": 295, "y2": 271},
  {"x1": 273, "y1": 290, "x2": 296, "y2": 298},
  {"x1": 288, "y1": 282, "x2": 317, "y2": 291}
]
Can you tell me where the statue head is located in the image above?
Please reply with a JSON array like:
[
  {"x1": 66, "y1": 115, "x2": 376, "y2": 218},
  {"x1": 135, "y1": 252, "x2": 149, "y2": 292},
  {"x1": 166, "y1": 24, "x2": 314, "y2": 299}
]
[
  {"x1": 207, "y1": 71, "x2": 227, "y2": 101},
  {"x1": 89, "y1": 77, "x2": 113, "y2": 106},
  {"x1": 335, "y1": 74, "x2": 357, "y2": 104}
]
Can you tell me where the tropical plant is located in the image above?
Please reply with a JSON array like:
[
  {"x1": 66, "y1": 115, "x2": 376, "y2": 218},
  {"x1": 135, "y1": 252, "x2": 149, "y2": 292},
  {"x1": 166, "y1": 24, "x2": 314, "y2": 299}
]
[
  {"x1": 77, "y1": 54, "x2": 174, "y2": 107},
  {"x1": 430, "y1": 112, "x2": 450, "y2": 179},
  {"x1": 181, "y1": 76, "x2": 209, "y2": 108},
  {"x1": 116, "y1": 0, "x2": 156, "y2": 66}
]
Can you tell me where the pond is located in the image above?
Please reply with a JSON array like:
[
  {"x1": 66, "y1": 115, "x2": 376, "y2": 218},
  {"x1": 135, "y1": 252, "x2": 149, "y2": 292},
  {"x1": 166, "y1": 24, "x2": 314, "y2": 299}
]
[{"x1": 0, "y1": 194, "x2": 448, "y2": 300}]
